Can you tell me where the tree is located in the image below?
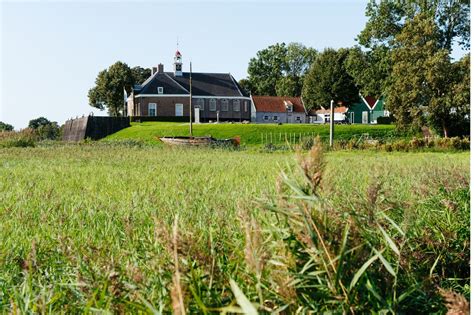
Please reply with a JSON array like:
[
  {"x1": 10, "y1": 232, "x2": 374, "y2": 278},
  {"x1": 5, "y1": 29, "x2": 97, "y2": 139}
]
[
  {"x1": 28, "y1": 117, "x2": 51, "y2": 129},
  {"x1": 247, "y1": 43, "x2": 287, "y2": 96},
  {"x1": 0, "y1": 121, "x2": 13, "y2": 131},
  {"x1": 388, "y1": 13, "x2": 469, "y2": 136},
  {"x1": 28, "y1": 117, "x2": 60, "y2": 140},
  {"x1": 238, "y1": 78, "x2": 253, "y2": 95},
  {"x1": 131, "y1": 66, "x2": 151, "y2": 85},
  {"x1": 276, "y1": 76, "x2": 300, "y2": 98},
  {"x1": 344, "y1": 46, "x2": 390, "y2": 99},
  {"x1": 426, "y1": 53, "x2": 470, "y2": 137},
  {"x1": 359, "y1": 0, "x2": 469, "y2": 51},
  {"x1": 246, "y1": 42, "x2": 317, "y2": 96},
  {"x1": 352, "y1": 0, "x2": 470, "y2": 108},
  {"x1": 88, "y1": 61, "x2": 134, "y2": 116},
  {"x1": 302, "y1": 48, "x2": 359, "y2": 110}
]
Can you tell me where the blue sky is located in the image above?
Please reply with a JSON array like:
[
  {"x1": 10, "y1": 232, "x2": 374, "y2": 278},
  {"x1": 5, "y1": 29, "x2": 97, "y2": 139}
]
[{"x1": 0, "y1": 1, "x2": 467, "y2": 129}]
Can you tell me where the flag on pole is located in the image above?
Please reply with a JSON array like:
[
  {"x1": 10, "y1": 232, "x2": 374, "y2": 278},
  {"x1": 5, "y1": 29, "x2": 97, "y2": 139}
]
[{"x1": 123, "y1": 87, "x2": 128, "y2": 103}]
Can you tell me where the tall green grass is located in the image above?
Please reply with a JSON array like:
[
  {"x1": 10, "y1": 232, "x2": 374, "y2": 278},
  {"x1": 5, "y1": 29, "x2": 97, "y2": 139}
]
[{"x1": 0, "y1": 143, "x2": 469, "y2": 313}]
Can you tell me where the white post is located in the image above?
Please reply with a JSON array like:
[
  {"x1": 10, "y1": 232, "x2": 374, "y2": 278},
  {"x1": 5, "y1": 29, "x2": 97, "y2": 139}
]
[
  {"x1": 330, "y1": 100, "x2": 334, "y2": 147},
  {"x1": 217, "y1": 111, "x2": 220, "y2": 123}
]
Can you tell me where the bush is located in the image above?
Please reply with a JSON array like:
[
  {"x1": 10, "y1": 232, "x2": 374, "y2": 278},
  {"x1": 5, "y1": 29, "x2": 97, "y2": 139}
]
[
  {"x1": 409, "y1": 137, "x2": 425, "y2": 150},
  {"x1": 0, "y1": 129, "x2": 37, "y2": 148},
  {"x1": 377, "y1": 116, "x2": 394, "y2": 124},
  {"x1": 392, "y1": 139, "x2": 408, "y2": 151}
]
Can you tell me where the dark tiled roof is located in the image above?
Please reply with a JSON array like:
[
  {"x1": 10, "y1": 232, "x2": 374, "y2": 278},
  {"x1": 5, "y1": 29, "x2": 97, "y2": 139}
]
[
  {"x1": 169, "y1": 72, "x2": 247, "y2": 97},
  {"x1": 135, "y1": 72, "x2": 248, "y2": 97},
  {"x1": 252, "y1": 96, "x2": 306, "y2": 113},
  {"x1": 138, "y1": 73, "x2": 189, "y2": 95}
]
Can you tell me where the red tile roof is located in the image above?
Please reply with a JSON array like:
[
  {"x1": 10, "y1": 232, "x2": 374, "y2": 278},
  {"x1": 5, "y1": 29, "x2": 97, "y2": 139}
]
[
  {"x1": 364, "y1": 96, "x2": 377, "y2": 109},
  {"x1": 252, "y1": 96, "x2": 306, "y2": 113},
  {"x1": 312, "y1": 106, "x2": 348, "y2": 115}
]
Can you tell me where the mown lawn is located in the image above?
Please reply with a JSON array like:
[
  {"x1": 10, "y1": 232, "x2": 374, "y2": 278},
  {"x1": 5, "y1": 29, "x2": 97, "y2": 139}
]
[
  {"x1": 105, "y1": 122, "x2": 398, "y2": 145},
  {"x1": 0, "y1": 144, "x2": 469, "y2": 313}
]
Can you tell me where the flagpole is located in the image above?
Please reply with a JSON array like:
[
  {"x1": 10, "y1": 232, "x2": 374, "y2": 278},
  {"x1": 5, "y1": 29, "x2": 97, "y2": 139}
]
[{"x1": 189, "y1": 62, "x2": 193, "y2": 137}]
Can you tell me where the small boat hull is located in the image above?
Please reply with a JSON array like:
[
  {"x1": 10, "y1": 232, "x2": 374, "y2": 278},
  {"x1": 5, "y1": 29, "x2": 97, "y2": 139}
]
[{"x1": 158, "y1": 136, "x2": 240, "y2": 147}]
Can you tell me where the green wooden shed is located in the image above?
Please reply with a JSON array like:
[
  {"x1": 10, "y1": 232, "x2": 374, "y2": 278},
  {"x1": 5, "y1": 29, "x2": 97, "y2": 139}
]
[{"x1": 346, "y1": 95, "x2": 387, "y2": 124}]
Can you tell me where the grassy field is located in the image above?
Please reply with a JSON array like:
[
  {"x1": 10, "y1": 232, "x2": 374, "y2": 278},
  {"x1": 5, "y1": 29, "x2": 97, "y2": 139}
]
[
  {"x1": 105, "y1": 122, "x2": 399, "y2": 145},
  {"x1": 0, "y1": 144, "x2": 469, "y2": 313}
]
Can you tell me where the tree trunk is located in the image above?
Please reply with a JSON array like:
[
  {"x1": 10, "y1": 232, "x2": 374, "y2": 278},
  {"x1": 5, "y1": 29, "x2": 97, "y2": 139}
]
[{"x1": 443, "y1": 122, "x2": 448, "y2": 138}]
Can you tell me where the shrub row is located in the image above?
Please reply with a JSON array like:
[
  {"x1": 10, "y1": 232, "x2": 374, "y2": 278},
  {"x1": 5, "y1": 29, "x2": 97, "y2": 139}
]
[
  {"x1": 0, "y1": 129, "x2": 38, "y2": 148},
  {"x1": 332, "y1": 136, "x2": 469, "y2": 152}
]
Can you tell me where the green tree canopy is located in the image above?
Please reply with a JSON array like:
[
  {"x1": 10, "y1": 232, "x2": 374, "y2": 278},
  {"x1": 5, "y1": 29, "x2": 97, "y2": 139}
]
[
  {"x1": 359, "y1": 0, "x2": 470, "y2": 51},
  {"x1": 0, "y1": 121, "x2": 14, "y2": 131},
  {"x1": 131, "y1": 66, "x2": 151, "y2": 85},
  {"x1": 88, "y1": 61, "x2": 134, "y2": 116},
  {"x1": 388, "y1": 13, "x2": 469, "y2": 136},
  {"x1": 351, "y1": 0, "x2": 470, "y2": 108},
  {"x1": 302, "y1": 48, "x2": 359, "y2": 110},
  {"x1": 247, "y1": 43, "x2": 287, "y2": 96},
  {"x1": 28, "y1": 117, "x2": 60, "y2": 140},
  {"x1": 344, "y1": 46, "x2": 390, "y2": 99},
  {"x1": 246, "y1": 42, "x2": 317, "y2": 96},
  {"x1": 28, "y1": 117, "x2": 51, "y2": 129}
]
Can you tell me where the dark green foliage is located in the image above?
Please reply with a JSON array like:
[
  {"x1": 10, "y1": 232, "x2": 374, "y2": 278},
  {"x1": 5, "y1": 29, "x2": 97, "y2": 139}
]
[
  {"x1": 302, "y1": 48, "x2": 359, "y2": 109},
  {"x1": 88, "y1": 61, "x2": 134, "y2": 116},
  {"x1": 388, "y1": 14, "x2": 470, "y2": 137},
  {"x1": 355, "y1": 1, "x2": 470, "y2": 137},
  {"x1": 27, "y1": 117, "x2": 60, "y2": 140},
  {"x1": 344, "y1": 46, "x2": 390, "y2": 99},
  {"x1": 28, "y1": 117, "x2": 51, "y2": 129},
  {"x1": 246, "y1": 42, "x2": 317, "y2": 96},
  {"x1": 377, "y1": 116, "x2": 394, "y2": 124},
  {"x1": 247, "y1": 43, "x2": 287, "y2": 96},
  {"x1": 131, "y1": 66, "x2": 151, "y2": 85},
  {"x1": 0, "y1": 121, "x2": 14, "y2": 131}
]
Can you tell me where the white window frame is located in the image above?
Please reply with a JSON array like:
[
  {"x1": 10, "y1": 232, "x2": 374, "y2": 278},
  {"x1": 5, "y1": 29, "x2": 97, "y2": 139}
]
[
  {"x1": 273, "y1": 115, "x2": 279, "y2": 122},
  {"x1": 148, "y1": 103, "x2": 157, "y2": 116},
  {"x1": 175, "y1": 103, "x2": 183, "y2": 116},
  {"x1": 197, "y1": 98, "x2": 205, "y2": 111},
  {"x1": 157, "y1": 87, "x2": 164, "y2": 94},
  {"x1": 233, "y1": 100, "x2": 240, "y2": 112},
  {"x1": 221, "y1": 99, "x2": 229, "y2": 111},
  {"x1": 296, "y1": 116, "x2": 301, "y2": 121},
  {"x1": 263, "y1": 115, "x2": 269, "y2": 121},
  {"x1": 209, "y1": 99, "x2": 217, "y2": 111}
]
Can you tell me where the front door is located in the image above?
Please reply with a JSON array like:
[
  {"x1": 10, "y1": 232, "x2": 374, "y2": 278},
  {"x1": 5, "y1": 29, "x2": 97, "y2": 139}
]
[
  {"x1": 362, "y1": 111, "x2": 368, "y2": 124},
  {"x1": 175, "y1": 103, "x2": 183, "y2": 116}
]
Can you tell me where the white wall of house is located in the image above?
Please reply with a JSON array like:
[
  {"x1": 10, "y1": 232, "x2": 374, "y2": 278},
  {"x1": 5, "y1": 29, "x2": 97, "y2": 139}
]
[
  {"x1": 309, "y1": 112, "x2": 346, "y2": 124},
  {"x1": 255, "y1": 112, "x2": 306, "y2": 124}
]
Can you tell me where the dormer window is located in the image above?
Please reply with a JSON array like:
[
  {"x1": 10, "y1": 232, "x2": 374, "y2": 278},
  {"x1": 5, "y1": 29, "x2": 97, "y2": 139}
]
[
  {"x1": 157, "y1": 87, "x2": 164, "y2": 94},
  {"x1": 284, "y1": 100, "x2": 293, "y2": 112}
]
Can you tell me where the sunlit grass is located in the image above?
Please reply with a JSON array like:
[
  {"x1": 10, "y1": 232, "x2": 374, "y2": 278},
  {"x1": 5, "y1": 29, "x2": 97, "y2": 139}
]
[{"x1": 0, "y1": 144, "x2": 469, "y2": 313}]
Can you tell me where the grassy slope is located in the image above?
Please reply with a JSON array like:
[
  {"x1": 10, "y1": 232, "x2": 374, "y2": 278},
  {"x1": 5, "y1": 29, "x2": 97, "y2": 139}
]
[
  {"x1": 105, "y1": 122, "x2": 397, "y2": 145},
  {"x1": 0, "y1": 145, "x2": 469, "y2": 312}
]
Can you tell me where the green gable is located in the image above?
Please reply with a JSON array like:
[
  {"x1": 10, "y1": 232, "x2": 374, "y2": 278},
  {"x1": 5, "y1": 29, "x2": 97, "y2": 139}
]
[{"x1": 347, "y1": 95, "x2": 386, "y2": 124}]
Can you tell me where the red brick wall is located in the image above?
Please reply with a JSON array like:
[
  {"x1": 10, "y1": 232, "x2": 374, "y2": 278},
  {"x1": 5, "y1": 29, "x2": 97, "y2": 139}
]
[{"x1": 132, "y1": 96, "x2": 252, "y2": 121}]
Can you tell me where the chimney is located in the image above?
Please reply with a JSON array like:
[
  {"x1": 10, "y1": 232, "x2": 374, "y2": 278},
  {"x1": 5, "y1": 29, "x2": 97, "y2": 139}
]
[
  {"x1": 158, "y1": 63, "x2": 164, "y2": 73},
  {"x1": 151, "y1": 67, "x2": 157, "y2": 75}
]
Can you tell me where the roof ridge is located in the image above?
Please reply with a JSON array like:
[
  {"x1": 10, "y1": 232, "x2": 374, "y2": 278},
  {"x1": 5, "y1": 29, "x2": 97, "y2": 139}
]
[
  {"x1": 163, "y1": 72, "x2": 189, "y2": 93},
  {"x1": 229, "y1": 74, "x2": 244, "y2": 97},
  {"x1": 139, "y1": 71, "x2": 159, "y2": 90}
]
